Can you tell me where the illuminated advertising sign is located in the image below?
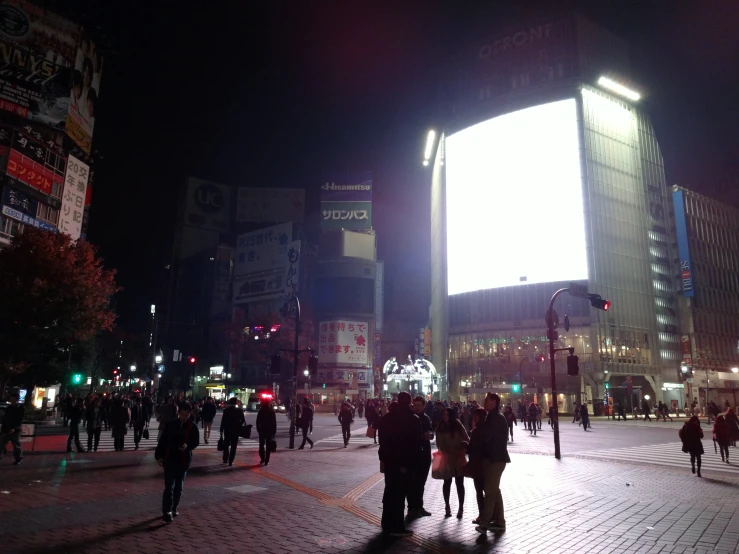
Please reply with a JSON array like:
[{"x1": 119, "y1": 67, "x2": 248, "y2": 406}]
[
  {"x1": 321, "y1": 171, "x2": 372, "y2": 230},
  {"x1": 445, "y1": 99, "x2": 587, "y2": 295},
  {"x1": 235, "y1": 222, "x2": 292, "y2": 277},
  {"x1": 58, "y1": 154, "x2": 88, "y2": 240},
  {"x1": 672, "y1": 189, "x2": 694, "y2": 298},
  {"x1": 1, "y1": 185, "x2": 54, "y2": 230},
  {"x1": 318, "y1": 320, "x2": 369, "y2": 365},
  {"x1": 65, "y1": 35, "x2": 104, "y2": 154},
  {"x1": 5, "y1": 125, "x2": 66, "y2": 202}
]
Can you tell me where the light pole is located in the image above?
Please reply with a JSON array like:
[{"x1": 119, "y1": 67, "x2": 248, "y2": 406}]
[{"x1": 546, "y1": 284, "x2": 611, "y2": 459}]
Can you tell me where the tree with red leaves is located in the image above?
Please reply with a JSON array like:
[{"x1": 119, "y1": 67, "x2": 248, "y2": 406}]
[{"x1": 0, "y1": 228, "x2": 119, "y2": 396}]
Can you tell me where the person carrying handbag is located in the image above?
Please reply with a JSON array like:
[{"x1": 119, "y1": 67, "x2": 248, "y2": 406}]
[
  {"x1": 434, "y1": 407, "x2": 469, "y2": 519},
  {"x1": 220, "y1": 397, "x2": 246, "y2": 466}
]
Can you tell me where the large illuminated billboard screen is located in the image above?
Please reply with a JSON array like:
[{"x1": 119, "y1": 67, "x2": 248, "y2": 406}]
[{"x1": 445, "y1": 98, "x2": 588, "y2": 295}]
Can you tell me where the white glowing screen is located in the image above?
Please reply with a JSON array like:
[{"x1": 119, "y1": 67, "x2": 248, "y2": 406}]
[{"x1": 445, "y1": 99, "x2": 588, "y2": 295}]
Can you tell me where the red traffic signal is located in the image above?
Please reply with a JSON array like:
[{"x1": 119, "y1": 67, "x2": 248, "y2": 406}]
[
  {"x1": 588, "y1": 294, "x2": 611, "y2": 311},
  {"x1": 188, "y1": 357, "x2": 196, "y2": 364},
  {"x1": 113, "y1": 369, "x2": 118, "y2": 375},
  {"x1": 535, "y1": 355, "x2": 545, "y2": 362}
]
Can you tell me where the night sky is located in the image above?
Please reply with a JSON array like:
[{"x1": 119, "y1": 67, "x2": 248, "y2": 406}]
[{"x1": 69, "y1": 0, "x2": 739, "y2": 333}]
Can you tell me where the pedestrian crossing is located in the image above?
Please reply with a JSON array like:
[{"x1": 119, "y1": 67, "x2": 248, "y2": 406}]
[
  {"x1": 74, "y1": 425, "x2": 260, "y2": 453},
  {"x1": 313, "y1": 427, "x2": 438, "y2": 448},
  {"x1": 576, "y1": 440, "x2": 739, "y2": 475}
]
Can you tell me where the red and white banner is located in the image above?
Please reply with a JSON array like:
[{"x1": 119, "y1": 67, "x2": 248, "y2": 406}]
[{"x1": 318, "y1": 320, "x2": 368, "y2": 365}]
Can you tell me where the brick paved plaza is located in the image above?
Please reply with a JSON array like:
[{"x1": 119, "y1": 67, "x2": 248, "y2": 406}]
[{"x1": 3, "y1": 418, "x2": 739, "y2": 553}]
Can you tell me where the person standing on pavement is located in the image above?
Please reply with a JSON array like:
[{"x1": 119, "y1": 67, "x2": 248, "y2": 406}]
[
  {"x1": 220, "y1": 397, "x2": 246, "y2": 466},
  {"x1": 155, "y1": 402, "x2": 199, "y2": 523},
  {"x1": 256, "y1": 398, "x2": 276, "y2": 465},
  {"x1": 298, "y1": 397, "x2": 314, "y2": 450},
  {"x1": 85, "y1": 397, "x2": 103, "y2": 452},
  {"x1": 435, "y1": 407, "x2": 469, "y2": 519},
  {"x1": 0, "y1": 392, "x2": 24, "y2": 465},
  {"x1": 200, "y1": 397, "x2": 216, "y2": 443},
  {"x1": 111, "y1": 397, "x2": 131, "y2": 451},
  {"x1": 476, "y1": 392, "x2": 510, "y2": 535},
  {"x1": 407, "y1": 395, "x2": 434, "y2": 519},
  {"x1": 131, "y1": 396, "x2": 148, "y2": 450},
  {"x1": 680, "y1": 415, "x2": 704, "y2": 477},
  {"x1": 580, "y1": 403, "x2": 590, "y2": 431},
  {"x1": 339, "y1": 402, "x2": 353, "y2": 447},
  {"x1": 378, "y1": 391, "x2": 423, "y2": 538},
  {"x1": 503, "y1": 404, "x2": 516, "y2": 441},
  {"x1": 67, "y1": 398, "x2": 85, "y2": 453},
  {"x1": 467, "y1": 408, "x2": 488, "y2": 525}
]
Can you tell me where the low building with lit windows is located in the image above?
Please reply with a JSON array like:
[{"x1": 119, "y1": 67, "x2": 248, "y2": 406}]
[{"x1": 428, "y1": 13, "x2": 682, "y2": 413}]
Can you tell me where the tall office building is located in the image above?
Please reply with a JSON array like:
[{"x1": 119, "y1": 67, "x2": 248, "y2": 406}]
[{"x1": 429, "y1": 13, "x2": 681, "y2": 411}]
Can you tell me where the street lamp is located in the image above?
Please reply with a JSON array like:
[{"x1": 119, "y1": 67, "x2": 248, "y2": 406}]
[
  {"x1": 130, "y1": 365, "x2": 136, "y2": 372},
  {"x1": 732, "y1": 367, "x2": 738, "y2": 374},
  {"x1": 644, "y1": 394, "x2": 651, "y2": 401},
  {"x1": 155, "y1": 355, "x2": 162, "y2": 364}
]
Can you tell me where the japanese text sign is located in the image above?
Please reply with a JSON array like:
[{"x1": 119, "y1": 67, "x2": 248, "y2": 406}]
[
  {"x1": 58, "y1": 154, "x2": 88, "y2": 240},
  {"x1": 320, "y1": 201, "x2": 372, "y2": 230},
  {"x1": 319, "y1": 320, "x2": 369, "y2": 365}
]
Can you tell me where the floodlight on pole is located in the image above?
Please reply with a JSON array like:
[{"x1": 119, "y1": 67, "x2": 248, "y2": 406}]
[{"x1": 597, "y1": 76, "x2": 640, "y2": 101}]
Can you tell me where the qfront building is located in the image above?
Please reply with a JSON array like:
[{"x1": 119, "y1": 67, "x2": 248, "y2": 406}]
[{"x1": 428, "y1": 14, "x2": 682, "y2": 413}]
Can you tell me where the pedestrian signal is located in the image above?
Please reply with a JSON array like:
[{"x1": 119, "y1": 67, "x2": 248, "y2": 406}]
[
  {"x1": 512, "y1": 384, "x2": 521, "y2": 393},
  {"x1": 566, "y1": 354, "x2": 579, "y2": 376}
]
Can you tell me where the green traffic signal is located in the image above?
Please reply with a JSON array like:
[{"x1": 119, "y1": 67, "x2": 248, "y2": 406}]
[
  {"x1": 72, "y1": 373, "x2": 83, "y2": 384},
  {"x1": 605, "y1": 382, "x2": 610, "y2": 390},
  {"x1": 512, "y1": 384, "x2": 521, "y2": 393}
]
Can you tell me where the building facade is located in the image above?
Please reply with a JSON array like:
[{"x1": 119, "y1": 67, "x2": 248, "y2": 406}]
[
  {"x1": 672, "y1": 186, "x2": 739, "y2": 408},
  {"x1": 430, "y1": 13, "x2": 682, "y2": 412}
]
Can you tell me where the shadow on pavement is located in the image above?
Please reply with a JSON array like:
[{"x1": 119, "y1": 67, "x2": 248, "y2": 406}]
[
  {"x1": 359, "y1": 531, "x2": 402, "y2": 553},
  {"x1": 23, "y1": 516, "x2": 163, "y2": 554}
]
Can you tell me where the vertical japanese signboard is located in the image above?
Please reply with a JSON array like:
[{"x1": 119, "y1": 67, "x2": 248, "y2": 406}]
[
  {"x1": 320, "y1": 171, "x2": 372, "y2": 230},
  {"x1": 318, "y1": 320, "x2": 369, "y2": 365},
  {"x1": 58, "y1": 154, "x2": 88, "y2": 240},
  {"x1": 672, "y1": 189, "x2": 694, "y2": 298}
]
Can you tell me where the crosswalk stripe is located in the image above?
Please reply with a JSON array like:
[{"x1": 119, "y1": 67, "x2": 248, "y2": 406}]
[
  {"x1": 576, "y1": 441, "x2": 739, "y2": 474},
  {"x1": 76, "y1": 425, "x2": 260, "y2": 452}
]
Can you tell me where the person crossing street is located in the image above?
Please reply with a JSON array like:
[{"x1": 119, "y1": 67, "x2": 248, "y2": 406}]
[
  {"x1": 256, "y1": 397, "x2": 276, "y2": 465},
  {"x1": 339, "y1": 402, "x2": 353, "y2": 447},
  {"x1": 201, "y1": 397, "x2": 216, "y2": 443},
  {"x1": 220, "y1": 397, "x2": 246, "y2": 466},
  {"x1": 66, "y1": 398, "x2": 85, "y2": 453},
  {"x1": 131, "y1": 396, "x2": 148, "y2": 450},
  {"x1": 85, "y1": 397, "x2": 103, "y2": 452},
  {"x1": 298, "y1": 397, "x2": 314, "y2": 450}
]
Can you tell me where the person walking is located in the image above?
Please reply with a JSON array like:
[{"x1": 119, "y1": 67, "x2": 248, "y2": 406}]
[
  {"x1": 157, "y1": 397, "x2": 178, "y2": 441},
  {"x1": 408, "y1": 395, "x2": 434, "y2": 519},
  {"x1": 111, "y1": 397, "x2": 130, "y2": 451},
  {"x1": 220, "y1": 397, "x2": 246, "y2": 466},
  {"x1": 101, "y1": 395, "x2": 111, "y2": 431},
  {"x1": 358, "y1": 399, "x2": 365, "y2": 419},
  {"x1": 616, "y1": 402, "x2": 628, "y2": 421},
  {"x1": 573, "y1": 403, "x2": 580, "y2": 424},
  {"x1": 713, "y1": 414, "x2": 730, "y2": 463},
  {"x1": 527, "y1": 402, "x2": 538, "y2": 436},
  {"x1": 476, "y1": 393, "x2": 509, "y2": 534},
  {"x1": 366, "y1": 400, "x2": 379, "y2": 444},
  {"x1": 130, "y1": 396, "x2": 148, "y2": 450},
  {"x1": 517, "y1": 401, "x2": 526, "y2": 429},
  {"x1": 661, "y1": 402, "x2": 674, "y2": 422},
  {"x1": 580, "y1": 403, "x2": 590, "y2": 431},
  {"x1": 256, "y1": 397, "x2": 277, "y2": 466},
  {"x1": 66, "y1": 398, "x2": 85, "y2": 453},
  {"x1": 338, "y1": 402, "x2": 353, "y2": 447},
  {"x1": 680, "y1": 415, "x2": 704, "y2": 477},
  {"x1": 378, "y1": 391, "x2": 423, "y2": 538},
  {"x1": 725, "y1": 405, "x2": 739, "y2": 447},
  {"x1": 641, "y1": 398, "x2": 652, "y2": 422},
  {"x1": 155, "y1": 402, "x2": 199, "y2": 523},
  {"x1": 435, "y1": 407, "x2": 469, "y2": 519},
  {"x1": 298, "y1": 397, "x2": 314, "y2": 450},
  {"x1": 466, "y1": 408, "x2": 488, "y2": 525},
  {"x1": 503, "y1": 404, "x2": 516, "y2": 441},
  {"x1": 535, "y1": 404, "x2": 543, "y2": 430},
  {"x1": 0, "y1": 392, "x2": 24, "y2": 465},
  {"x1": 85, "y1": 397, "x2": 103, "y2": 452},
  {"x1": 201, "y1": 397, "x2": 216, "y2": 444},
  {"x1": 62, "y1": 393, "x2": 73, "y2": 427}
]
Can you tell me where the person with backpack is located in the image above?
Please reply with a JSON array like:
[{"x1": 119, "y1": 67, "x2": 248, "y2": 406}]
[
  {"x1": 155, "y1": 402, "x2": 199, "y2": 523},
  {"x1": 298, "y1": 397, "x2": 314, "y2": 449},
  {"x1": 338, "y1": 402, "x2": 353, "y2": 447},
  {"x1": 680, "y1": 415, "x2": 704, "y2": 477},
  {"x1": 256, "y1": 398, "x2": 277, "y2": 465},
  {"x1": 220, "y1": 397, "x2": 246, "y2": 466}
]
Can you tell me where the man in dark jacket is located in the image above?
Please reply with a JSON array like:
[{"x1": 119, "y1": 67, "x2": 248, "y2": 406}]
[
  {"x1": 131, "y1": 396, "x2": 148, "y2": 450},
  {"x1": 339, "y1": 402, "x2": 353, "y2": 447},
  {"x1": 256, "y1": 399, "x2": 277, "y2": 465},
  {"x1": 407, "y1": 395, "x2": 434, "y2": 518},
  {"x1": 220, "y1": 397, "x2": 246, "y2": 466},
  {"x1": 155, "y1": 402, "x2": 199, "y2": 522},
  {"x1": 0, "y1": 392, "x2": 24, "y2": 464},
  {"x1": 378, "y1": 391, "x2": 423, "y2": 537},
  {"x1": 63, "y1": 393, "x2": 73, "y2": 426},
  {"x1": 580, "y1": 403, "x2": 590, "y2": 431},
  {"x1": 66, "y1": 398, "x2": 85, "y2": 453},
  {"x1": 201, "y1": 397, "x2": 217, "y2": 442},
  {"x1": 476, "y1": 393, "x2": 510, "y2": 534},
  {"x1": 298, "y1": 397, "x2": 314, "y2": 449}
]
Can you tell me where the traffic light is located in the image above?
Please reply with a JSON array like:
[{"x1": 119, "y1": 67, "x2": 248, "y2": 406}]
[
  {"x1": 270, "y1": 355, "x2": 281, "y2": 375},
  {"x1": 71, "y1": 373, "x2": 83, "y2": 385},
  {"x1": 188, "y1": 357, "x2": 196, "y2": 364},
  {"x1": 588, "y1": 294, "x2": 611, "y2": 311},
  {"x1": 567, "y1": 354, "x2": 579, "y2": 376},
  {"x1": 534, "y1": 355, "x2": 545, "y2": 362},
  {"x1": 308, "y1": 354, "x2": 318, "y2": 376},
  {"x1": 322, "y1": 383, "x2": 326, "y2": 388},
  {"x1": 511, "y1": 383, "x2": 521, "y2": 393},
  {"x1": 605, "y1": 382, "x2": 610, "y2": 390},
  {"x1": 112, "y1": 369, "x2": 119, "y2": 375}
]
